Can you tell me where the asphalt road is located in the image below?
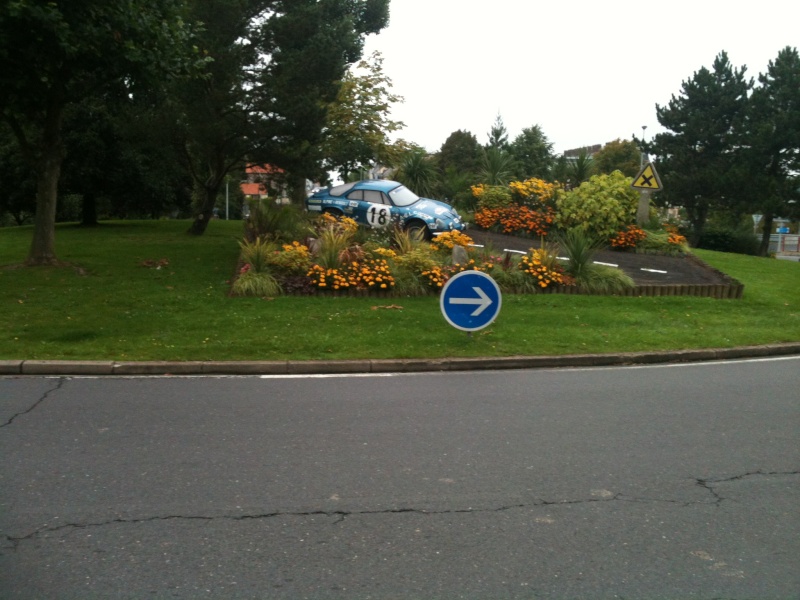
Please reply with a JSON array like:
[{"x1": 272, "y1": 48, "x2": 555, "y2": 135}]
[{"x1": 1, "y1": 358, "x2": 798, "y2": 599}]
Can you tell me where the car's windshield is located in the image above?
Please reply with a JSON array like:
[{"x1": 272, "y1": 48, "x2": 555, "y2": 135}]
[{"x1": 388, "y1": 185, "x2": 419, "y2": 207}]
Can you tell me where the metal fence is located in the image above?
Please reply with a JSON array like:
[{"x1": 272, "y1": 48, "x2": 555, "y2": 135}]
[{"x1": 769, "y1": 234, "x2": 800, "y2": 254}]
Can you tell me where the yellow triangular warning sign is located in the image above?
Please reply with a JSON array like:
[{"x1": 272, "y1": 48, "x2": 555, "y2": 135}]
[{"x1": 631, "y1": 162, "x2": 663, "y2": 191}]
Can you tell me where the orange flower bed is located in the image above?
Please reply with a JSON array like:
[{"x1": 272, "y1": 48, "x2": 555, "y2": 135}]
[
  {"x1": 307, "y1": 258, "x2": 395, "y2": 291},
  {"x1": 610, "y1": 225, "x2": 647, "y2": 249},
  {"x1": 474, "y1": 205, "x2": 554, "y2": 237},
  {"x1": 519, "y1": 251, "x2": 568, "y2": 289}
]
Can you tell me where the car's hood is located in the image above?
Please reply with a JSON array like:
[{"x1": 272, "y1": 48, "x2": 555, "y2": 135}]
[{"x1": 416, "y1": 198, "x2": 460, "y2": 220}]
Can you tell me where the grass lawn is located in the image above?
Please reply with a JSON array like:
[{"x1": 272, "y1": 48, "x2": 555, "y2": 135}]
[{"x1": 1, "y1": 219, "x2": 798, "y2": 361}]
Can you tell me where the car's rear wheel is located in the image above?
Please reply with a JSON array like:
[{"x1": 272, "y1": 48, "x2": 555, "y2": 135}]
[
  {"x1": 322, "y1": 208, "x2": 343, "y2": 218},
  {"x1": 404, "y1": 220, "x2": 431, "y2": 241}
]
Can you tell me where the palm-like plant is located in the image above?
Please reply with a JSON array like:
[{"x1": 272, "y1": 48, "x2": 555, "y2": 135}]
[
  {"x1": 567, "y1": 150, "x2": 595, "y2": 187},
  {"x1": 555, "y1": 226, "x2": 604, "y2": 281},
  {"x1": 556, "y1": 227, "x2": 634, "y2": 293},
  {"x1": 479, "y1": 147, "x2": 515, "y2": 185},
  {"x1": 395, "y1": 149, "x2": 438, "y2": 196}
]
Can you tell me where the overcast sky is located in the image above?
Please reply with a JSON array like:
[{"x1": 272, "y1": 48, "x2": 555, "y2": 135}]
[{"x1": 360, "y1": 0, "x2": 799, "y2": 155}]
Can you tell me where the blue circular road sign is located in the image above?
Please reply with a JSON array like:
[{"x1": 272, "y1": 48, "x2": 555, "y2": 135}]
[{"x1": 440, "y1": 270, "x2": 502, "y2": 332}]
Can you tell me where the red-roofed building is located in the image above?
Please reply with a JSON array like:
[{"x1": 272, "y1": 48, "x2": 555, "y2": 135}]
[{"x1": 240, "y1": 164, "x2": 286, "y2": 200}]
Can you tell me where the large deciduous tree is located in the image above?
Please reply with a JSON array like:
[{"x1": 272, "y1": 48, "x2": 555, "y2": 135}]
[
  {"x1": 0, "y1": 0, "x2": 204, "y2": 264},
  {"x1": 322, "y1": 51, "x2": 405, "y2": 183},
  {"x1": 649, "y1": 51, "x2": 751, "y2": 245},
  {"x1": 592, "y1": 138, "x2": 642, "y2": 177},
  {"x1": 252, "y1": 0, "x2": 389, "y2": 205},
  {"x1": 181, "y1": 0, "x2": 390, "y2": 234}
]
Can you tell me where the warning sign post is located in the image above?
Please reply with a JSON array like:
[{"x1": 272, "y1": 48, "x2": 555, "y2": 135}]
[{"x1": 631, "y1": 162, "x2": 663, "y2": 225}]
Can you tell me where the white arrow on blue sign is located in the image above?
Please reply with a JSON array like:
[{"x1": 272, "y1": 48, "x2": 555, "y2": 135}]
[{"x1": 440, "y1": 270, "x2": 502, "y2": 332}]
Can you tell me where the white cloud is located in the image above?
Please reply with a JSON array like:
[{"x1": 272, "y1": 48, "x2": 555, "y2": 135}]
[{"x1": 362, "y1": 0, "x2": 799, "y2": 154}]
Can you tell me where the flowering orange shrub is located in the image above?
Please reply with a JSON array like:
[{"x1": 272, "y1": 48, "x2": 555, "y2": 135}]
[
  {"x1": 420, "y1": 265, "x2": 448, "y2": 289},
  {"x1": 420, "y1": 260, "x2": 486, "y2": 290},
  {"x1": 267, "y1": 240, "x2": 312, "y2": 274},
  {"x1": 319, "y1": 212, "x2": 358, "y2": 234},
  {"x1": 667, "y1": 231, "x2": 687, "y2": 246},
  {"x1": 663, "y1": 223, "x2": 687, "y2": 246},
  {"x1": 430, "y1": 230, "x2": 474, "y2": 251},
  {"x1": 610, "y1": 225, "x2": 647, "y2": 250},
  {"x1": 474, "y1": 205, "x2": 555, "y2": 236},
  {"x1": 470, "y1": 183, "x2": 486, "y2": 198},
  {"x1": 307, "y1": 258, "x2": 395, "y2": 291},
  {"x1": 519, "y1": 250, "x2": 568, "y2": 289}
]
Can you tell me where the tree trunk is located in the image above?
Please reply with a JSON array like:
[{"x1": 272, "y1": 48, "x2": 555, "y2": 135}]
[
  {"x1": 187, "y1": 183, "x2": 220, "y2": 235},
  {"x1": 687, "y1": 204, "x2": 708, "y2": 248},
  {"x1": 26, "y1": 143, "x2": 63, "y2": 266},
  {"x1": 758, "y1": 213, "x2": 774, "y2": 256},
  {"x1": 289, "y1": 172, "x2": 307, "y2": 205}
]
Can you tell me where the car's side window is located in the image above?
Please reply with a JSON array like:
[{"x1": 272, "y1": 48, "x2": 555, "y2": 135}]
[
  {"x1": 363, "y1": 190, "x2": 385, "y2": 204},
  {"x1": 329, "y1": 182, "x2": 356, "y2": 196},
  {"x1": 347, "y1": 190, "x2": 364, "y2": 201}
]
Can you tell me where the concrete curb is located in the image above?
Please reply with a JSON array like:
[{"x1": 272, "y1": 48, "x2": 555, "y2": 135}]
[{"x1": 2, "y1": 342, "x2": 799, "y2": 376}]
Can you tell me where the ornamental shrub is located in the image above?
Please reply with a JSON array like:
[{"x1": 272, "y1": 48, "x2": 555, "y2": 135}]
[
  {"x1": 556, "y1": 171, "x2": 639, "y2": 240},
  {"x1": 508, "y1": 178, "x2": 558, "y2": 209},
  {"x1": 698, "y1": 227, "x2": 759, "y2": 255},
  {"x1": 267, "y1": 241, "x2": 312, "y2": 275},
  {"x1": 472, "y1": 184, "x2": 512, "y2": 210},
  {"x1": 636, "y1": 231, "x2": 688, "y2": 256}
]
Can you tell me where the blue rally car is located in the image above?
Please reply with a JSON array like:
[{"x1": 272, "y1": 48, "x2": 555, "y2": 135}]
[{"x1": 306, "y1": 179, "x2": 466, "y2": 239}]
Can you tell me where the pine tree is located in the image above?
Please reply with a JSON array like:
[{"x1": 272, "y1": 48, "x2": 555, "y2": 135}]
[
  {"x1": 739, "y1": 47, "x2": 800, "y2": 254},
  {"x1": 649, "y1": 52, "x2": 751, "y2": 245}
]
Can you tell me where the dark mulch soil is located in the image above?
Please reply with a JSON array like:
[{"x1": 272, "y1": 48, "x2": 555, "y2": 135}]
[{"x1": 467, "y1": 230, "x2": 732, "y2": 286}]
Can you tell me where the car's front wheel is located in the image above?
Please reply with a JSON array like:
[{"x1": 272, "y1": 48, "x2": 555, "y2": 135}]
[{"x1": 404, "y1": 220, "x2": 431, "y2": 241}]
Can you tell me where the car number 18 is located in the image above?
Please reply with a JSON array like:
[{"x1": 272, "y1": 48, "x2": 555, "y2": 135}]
[{"x1": 367, "y1": 205, "x2": 391, "y2": 227}]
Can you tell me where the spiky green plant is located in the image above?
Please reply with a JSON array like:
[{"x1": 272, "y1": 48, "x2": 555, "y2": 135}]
[
  {"x1": 555, "y1": 226, "x2": 605, "y2": 280},
  {"x1": 395, "y1": 149, "x2": 438, "y2": 197},
  {"x1": 316, "y1": 223, "x2": 355, "y2": 269},
  {"x1": 238, "y1": 237, "x2": 277, "y2": 273},
  {"x1": 392, "y1": 226, "x2": 426, "y2": 255}
]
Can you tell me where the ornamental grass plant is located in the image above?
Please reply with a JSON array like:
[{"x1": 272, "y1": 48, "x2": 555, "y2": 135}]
[{"x1": 231, "y1": 269, "x2": 282, "y2": 297}]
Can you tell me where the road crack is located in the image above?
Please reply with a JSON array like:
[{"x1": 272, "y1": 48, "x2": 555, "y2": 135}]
[
  {"x1": 696, "y1": 470, "x2": 800, "y2": 505},
  {"x1": 6, "y1": 472, "x2": 797, "y2": 549},
  {"x1": 0, "y1": 378, "x2": 66, "y2": 428}
]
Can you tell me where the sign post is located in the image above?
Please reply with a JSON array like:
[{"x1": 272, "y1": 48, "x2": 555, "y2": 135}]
[
  {"x1": 440, "y1": 270, "x2": 502, "y2": 333},
  {"x1": 631, "y1": 162, "x2": 663, "y2": 225}
]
